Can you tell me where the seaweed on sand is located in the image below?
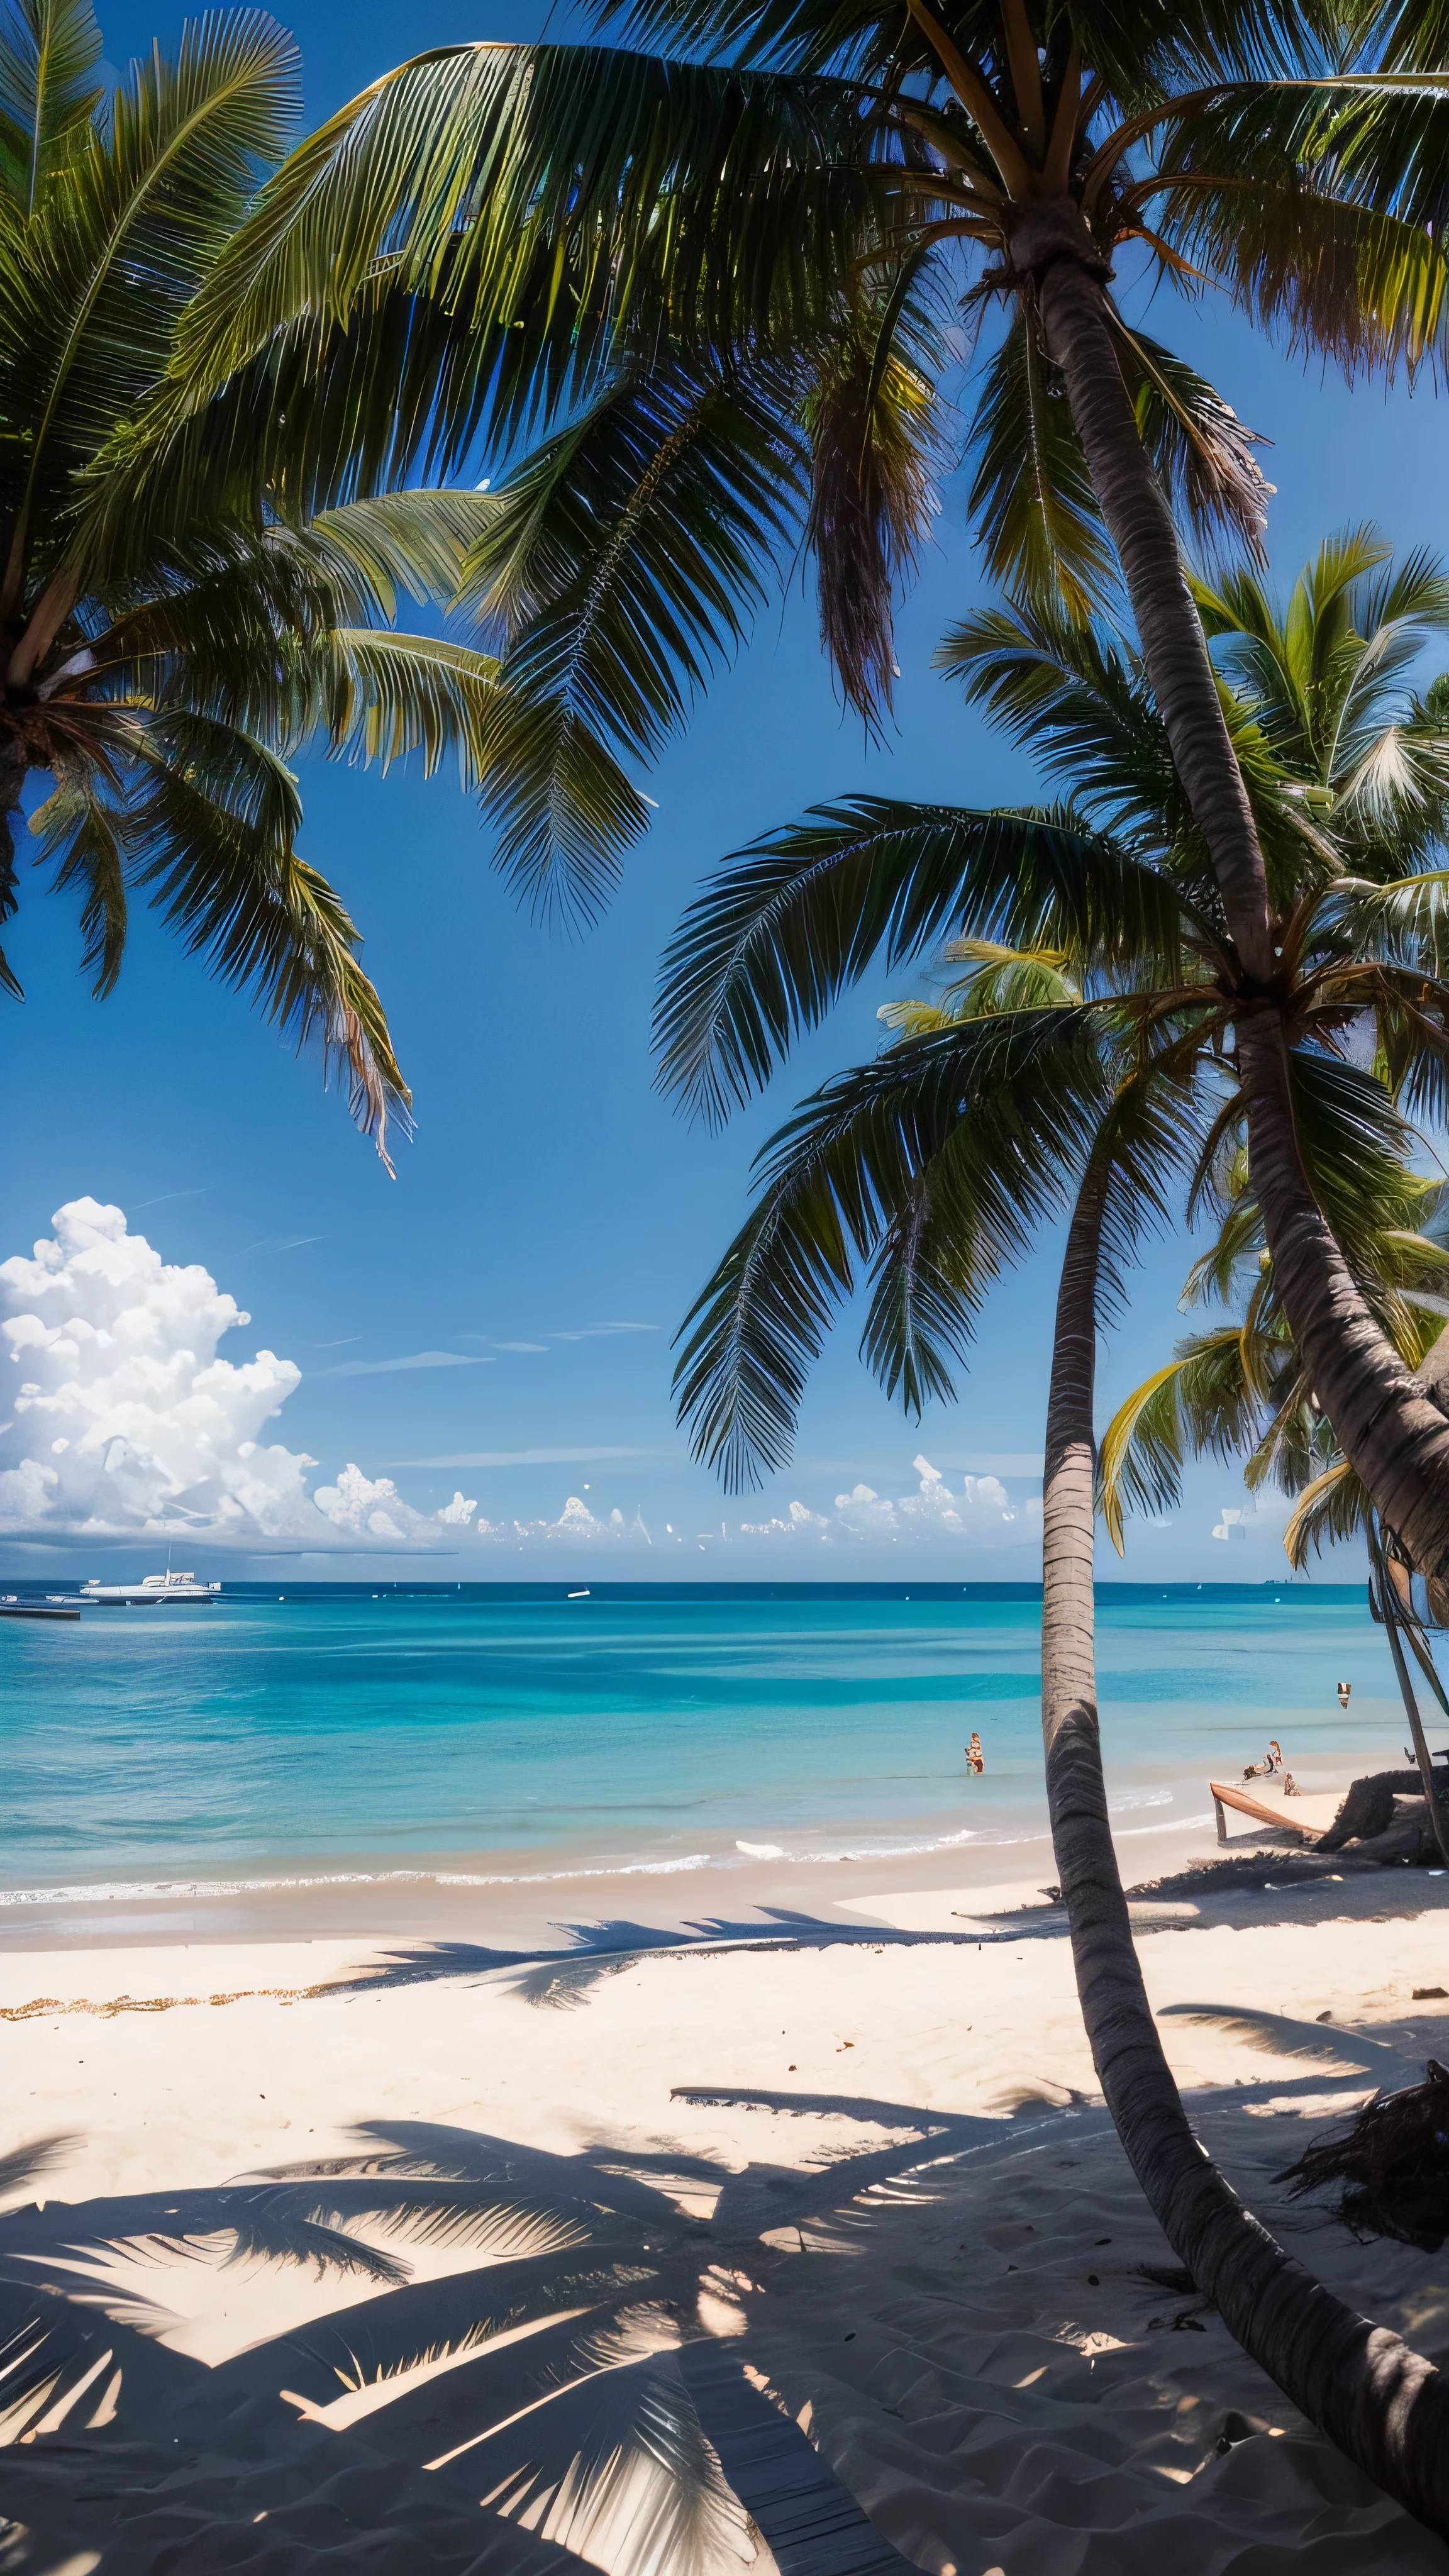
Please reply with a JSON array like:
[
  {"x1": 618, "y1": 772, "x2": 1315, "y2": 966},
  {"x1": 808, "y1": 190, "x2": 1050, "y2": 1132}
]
[{"x1": 1277, "y1": 2060, "x2": 1449, "y2": 2251}]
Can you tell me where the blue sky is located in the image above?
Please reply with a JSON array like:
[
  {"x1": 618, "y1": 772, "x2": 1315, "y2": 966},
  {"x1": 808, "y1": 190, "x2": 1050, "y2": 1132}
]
[{"x1": 1, "y1": 0, "x2": 1442, "y2": 1578}]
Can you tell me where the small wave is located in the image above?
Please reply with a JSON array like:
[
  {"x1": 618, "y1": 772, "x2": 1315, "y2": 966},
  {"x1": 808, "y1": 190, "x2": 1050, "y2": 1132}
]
[
  {"x1": 0, "y1": 1852, "x2": 718, "y2": 1907},
  {"x1": 732, "y1": 1826, "x2": 982, "y2": 1865},
  {"x1": 1109, "y1": 1787, "x2": 1173, "y2": 1814},
  {"x1": 1116, "y1": 1811, "x2": 1216, "y2": 1836}
]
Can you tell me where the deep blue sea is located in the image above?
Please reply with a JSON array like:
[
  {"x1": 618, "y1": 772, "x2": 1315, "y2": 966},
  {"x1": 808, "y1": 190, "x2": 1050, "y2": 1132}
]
[{"x1": 0, "y1": 1579, "x2": 1417, "y2": 1906}]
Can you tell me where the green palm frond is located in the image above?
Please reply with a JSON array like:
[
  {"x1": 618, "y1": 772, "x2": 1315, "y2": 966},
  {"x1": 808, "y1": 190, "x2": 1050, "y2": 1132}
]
[
  {"x1": 935, "y1": 601, "x2": 1194, "y2": 862},
  {"x1": 1097, "y1": 1326, "x2": 1267, "y2": 1552},
  {"x1": 128, "y1": 736, "x2": 409, "y2": 1169},
  {"x1": 673, "y1": 1005, "x2": 1111, "y2": 1488},
  {"x1": 297, "y1": 489, "x2": 496, "y2": 621},
  {"x1": 966, "y1": 310, "x2": 1118, "y2": 626},
  {"x1": 453, "y1": 363, "x2": 804, "y2": 917},
  {"x1": 889, "y1": 935, "x2": 1084, "y2": 1021},
  {"x1": 0, "y1": 0, "x2": 103, "y2": 212},
  {"x1": 9, "y1": 8, "x2": 300, "y2": 555},
  {"x1": 28, "y1": 769, "x2": 126, "y2": 992},
  {"x1": 313, "y1": 630, "x2": 502, "y2": 784},
  {"x1": 655, "y1": 796, "x2": 1192, "y2": 1121},
  {"x1": 138, "y1": 44, "x2": 869, "y2": 468}
]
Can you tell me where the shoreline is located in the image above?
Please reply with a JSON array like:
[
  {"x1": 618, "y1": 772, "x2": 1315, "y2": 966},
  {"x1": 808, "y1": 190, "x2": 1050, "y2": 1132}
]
[{"x1": 0, "y1": 1744, "x2": 1388, "y2": 1952}]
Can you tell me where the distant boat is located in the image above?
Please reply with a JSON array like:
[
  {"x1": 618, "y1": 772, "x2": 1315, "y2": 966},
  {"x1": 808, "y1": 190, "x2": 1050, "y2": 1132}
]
[
  {"x1": 0, "y1": 1597, "x2": 79, "y2": 1621},
  {"x1": 78, "y1": 1572, "x2": 221, "y2": 1607},
  {"x1": 568, "y1": 1589, "x2": 591, "y2": 1600}
]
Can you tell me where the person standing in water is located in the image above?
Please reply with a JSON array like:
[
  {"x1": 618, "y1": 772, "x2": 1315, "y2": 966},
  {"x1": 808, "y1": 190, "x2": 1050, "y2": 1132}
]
[{"x1": 965, "y1": 1733, "x2": 984, "y2": 1775}]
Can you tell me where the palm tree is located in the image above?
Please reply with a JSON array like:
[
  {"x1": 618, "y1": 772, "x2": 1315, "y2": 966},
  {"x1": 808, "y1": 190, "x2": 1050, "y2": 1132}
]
[
  {"x1": 1097, "y1": 1141, "x2": 1449, "y2": 1854},
  {"x1": 106, "y1": 0, "x2": 1449, "y2": 1548},
  {"x1": 660, "y1": 534, "x2": 1449, "y2": 2527},
  {"x1": 0, "y1": 0, "x2": 504, "y2": 1168},
  {"x1": 1097, "y1": 1141, "x2": 1449, "y2": 1572}
]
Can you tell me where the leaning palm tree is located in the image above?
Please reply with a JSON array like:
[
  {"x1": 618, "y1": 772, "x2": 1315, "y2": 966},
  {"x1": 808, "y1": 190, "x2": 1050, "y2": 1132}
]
[
  {"x1": 0, "y1": 0, "x2": 504, "y2": 1167},
  {"x1": 1097, "y1": 1140, "x2": 1449, "y2": 1852},
  {"x1": 662, "y1": 536, "x2": 1449, "y2": 2528},
  {"x1": 101, "y1": 0, "x2": 1449, "y2": 1553}
]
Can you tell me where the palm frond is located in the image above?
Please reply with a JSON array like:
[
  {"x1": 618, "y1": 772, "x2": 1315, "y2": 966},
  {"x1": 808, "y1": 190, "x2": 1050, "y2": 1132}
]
[
  {"x1": 136, "y1": 45, "x2": 869, "y2": 479},
  {"x1": 673, "y1": 1005, "x2": 1111, "y2": 1487},
  {"x1": 28, "y1": 769, "x2": 126, "y2": 992},
  {"x1": 129, "y1": 738, "x2": 409, "y2": 1168},
  {"x1": 965, "y1": 309, "x2": 1117, "y2": 623},
  {"x1": 1284, "y1": 1458, "x2": 1368, "y2": 1566},
  {"x1": 314, "y1": 630, "x2": 502, "y2": 784},
  {"x1": 1111, "y1": 321, "x2": 1273, "y2": 564},
  {"x1": 1097, "y1": 1324, "x2": 1265, "y2": 1553},
  {"x1": 453, "y1": 362, "x2": 804, "y2": 920},
  {"x1": 804, "y1": 299, "x2": 940, "y2": 725},
  {"x1": 11, "y1": 8, "x2": 300, "y2": 545},
  {"x1": 0, "y1": 0, "x2": 103, "y2": 213},
  {"x1": 298, "y1": 489, "x2": 496, "y2": 620},
  {"x1": 655, "y1": 795, "x2": 1189, "y2": 1121}
]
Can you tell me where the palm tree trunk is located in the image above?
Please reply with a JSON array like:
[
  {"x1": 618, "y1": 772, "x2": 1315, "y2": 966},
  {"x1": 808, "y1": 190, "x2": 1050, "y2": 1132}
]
[
  {"x1": 1235, "y1": 1014, "x2": 1449, "y2": 1577},
  {"x1": 1021, "y1": 221, "x2": 1449, "y2": 1579},
  {"x1": 1043, "y1": 1157, "x2": 1449, "y2": 2538}
]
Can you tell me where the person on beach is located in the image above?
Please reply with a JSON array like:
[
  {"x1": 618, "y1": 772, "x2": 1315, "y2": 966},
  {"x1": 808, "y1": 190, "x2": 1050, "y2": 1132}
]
[
  {"x1": 1284, "y1": 1772, "x2": 1301, "y2": 1797},
  {"x1": 965, "y1": 1733, "x2": 984, "y2": 1775},
  {"x1": 1243, "y1": 1740, "x2": 1285, "y2": 1780}
]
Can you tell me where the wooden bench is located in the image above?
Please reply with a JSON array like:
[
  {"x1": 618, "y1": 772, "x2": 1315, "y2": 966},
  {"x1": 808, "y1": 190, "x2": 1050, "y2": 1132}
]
[{"x1": 1209, "y1": 1780, "x2": 1345, "y2": 1845}]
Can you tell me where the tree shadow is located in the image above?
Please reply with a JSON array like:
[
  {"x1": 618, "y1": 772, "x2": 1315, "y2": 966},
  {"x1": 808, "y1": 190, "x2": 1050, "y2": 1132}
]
[
  {"x1": 335, "y1": 1911, "x2": 980, "y2": 2018},
  {"x1": 0, "y1": 2077, "x2": 1013, "y2": 2575}
]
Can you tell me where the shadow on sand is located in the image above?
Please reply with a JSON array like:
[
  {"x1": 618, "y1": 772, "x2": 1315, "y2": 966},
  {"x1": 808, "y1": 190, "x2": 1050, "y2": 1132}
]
[{"x1": 0, "y1": 1921, "x2": 1444, "y2": 2574}]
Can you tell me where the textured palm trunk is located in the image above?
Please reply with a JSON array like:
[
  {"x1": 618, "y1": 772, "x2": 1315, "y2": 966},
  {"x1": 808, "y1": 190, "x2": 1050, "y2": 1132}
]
[
  {"x1": 1018, "y1": 212, "x2": 1449, "y2": 1578},
  {"x1": 1236, "y1": 1015, "x2": 1449, "y2": 1576},
  {"x1": 1044, "y1": 1162, "x2": 1449, "y2": 2536}
]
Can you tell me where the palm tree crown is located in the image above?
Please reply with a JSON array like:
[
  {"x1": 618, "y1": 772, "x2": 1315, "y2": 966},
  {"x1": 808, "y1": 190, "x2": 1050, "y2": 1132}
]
[
  {"x1": 663, "y1": 528, "x2": 1449, "y2": 1487},
  {"x1": 0, "y1": 0, "x2": 503, "y2": 1166}
]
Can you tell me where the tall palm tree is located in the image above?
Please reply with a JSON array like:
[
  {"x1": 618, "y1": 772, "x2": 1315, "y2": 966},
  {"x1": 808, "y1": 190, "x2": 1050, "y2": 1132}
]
[
  {"x1": 0, "y1": 0, "x2": 504, "y2": 1167},
  {"x1": 660, "y1": 534, "x2": 1449, "y2": 2527},
  {"x1": 103, "y1": 0, "x2": 1449, "y2": 1548}
]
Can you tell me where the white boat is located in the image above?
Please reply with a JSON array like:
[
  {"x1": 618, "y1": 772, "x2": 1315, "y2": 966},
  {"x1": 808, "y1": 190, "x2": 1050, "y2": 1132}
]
[{"x1": 79, "y1": 1571, "x2": 221, "y2": 1606}]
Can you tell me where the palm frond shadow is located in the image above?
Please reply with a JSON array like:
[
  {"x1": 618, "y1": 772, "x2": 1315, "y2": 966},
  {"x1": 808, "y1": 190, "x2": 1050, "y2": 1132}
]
[
  {"x1": 350, "y1": 1908, "x2": 981, "y2": 2016},
  {"x1": 0, "y1": 2087, "x2": 973, "y2": 2573}
]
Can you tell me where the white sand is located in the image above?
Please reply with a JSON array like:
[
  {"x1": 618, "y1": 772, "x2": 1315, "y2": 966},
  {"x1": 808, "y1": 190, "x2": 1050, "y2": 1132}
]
[{"x1": 2, "y1": 1871, "x2": 1448, "y2": 2571}]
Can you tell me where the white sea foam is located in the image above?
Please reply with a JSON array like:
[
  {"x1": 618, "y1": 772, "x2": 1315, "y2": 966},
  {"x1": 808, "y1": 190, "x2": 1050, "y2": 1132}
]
[
  {"x1": 0, "y1": 1853, "x2": 718, "y2": 1907},
  {"x1": 736, "y1": 1841, "x2": 786, "y2": 1860},
  {"x1": 1116, "y1": 1811, "x2": 1217, "y2": 1836}
]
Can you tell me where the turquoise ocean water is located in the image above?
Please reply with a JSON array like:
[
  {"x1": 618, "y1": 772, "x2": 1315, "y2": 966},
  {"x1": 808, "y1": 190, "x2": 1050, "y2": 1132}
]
[{"x1": 0, "y1": 1580, "x2": 1419, "y2": 1908}]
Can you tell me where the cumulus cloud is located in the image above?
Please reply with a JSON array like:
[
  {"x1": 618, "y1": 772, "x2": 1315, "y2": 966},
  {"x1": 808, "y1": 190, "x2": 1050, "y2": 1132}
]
[
  {"x1": 0, "y1": 1204, "x2": 1041, "y2": 1560},
  {"x1": 0, "y1": 1201, "x2": 475, "y2": 1551},
  {"x1": 736, "y1": 1455, "x2": 1036, "y2": 1552}
]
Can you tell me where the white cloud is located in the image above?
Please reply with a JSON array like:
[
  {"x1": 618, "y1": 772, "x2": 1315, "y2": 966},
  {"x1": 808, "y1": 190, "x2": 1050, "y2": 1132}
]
[
  {"x1": 736, "y1": 1457, "x2": 1036, "y2": 1552},
  {"x1": 0, "y1": 1201, "x2": 477, "y2": 1552},
  {"x1": 320, "y1": 1351, "x2": 494, "y2": 1377},
  {"x1": 0, "y1": 1205, "x2": 1041, "y2": 1562}
]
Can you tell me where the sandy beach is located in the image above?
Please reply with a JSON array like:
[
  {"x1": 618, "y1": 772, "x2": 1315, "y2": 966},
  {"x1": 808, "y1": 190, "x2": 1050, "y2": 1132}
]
[{"x1": 3, "y1": 1829, "x2": 1449, "y2": 2573}]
